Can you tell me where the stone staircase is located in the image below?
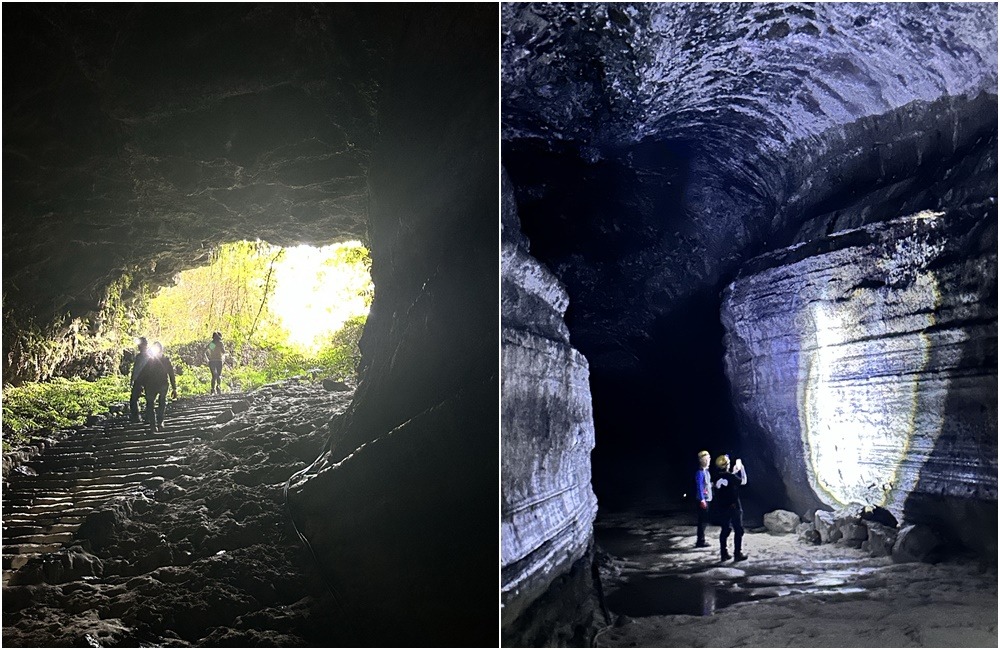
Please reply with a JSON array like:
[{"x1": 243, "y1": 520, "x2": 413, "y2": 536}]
[{"x1": 2, "y1": 392, "x2": 249, "y2": 586}]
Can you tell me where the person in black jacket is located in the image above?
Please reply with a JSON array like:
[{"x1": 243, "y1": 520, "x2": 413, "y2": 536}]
[
  {"x1": 128, "y1": 337, "x2": 150, "y2": 423},
  {"x1": 713, "y1": 454, "x2": 749, "y2": 562},
  {"x1": 138, "y1": 342, "x2": 177, "y2": 432}
]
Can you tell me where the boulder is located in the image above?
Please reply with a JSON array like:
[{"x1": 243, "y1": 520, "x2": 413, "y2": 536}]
[
  {"x1": 763, "y1": 509, "x2": 801, "y2": 534},
  {"x1": 796, "y1": 522, "x2": 820, "y2": 545},
  {"x1": 215, "y1": 409, "x2": 235, "y2": 424},
  {"x1": 863, "y1": 521, "x2": 898, "y2": 557},
  {"x1": 231, "y1": 400, "x2": 251, "y2": 414},
  {"x1": 814, "y1": 511, "x2": 842, "y2": 544},
  {"x1": 892, "y1": 524, "x2": 945, "y2": 564},
  {"x1": 839, "y1": 523, "x2": 869, "y2": 549}
]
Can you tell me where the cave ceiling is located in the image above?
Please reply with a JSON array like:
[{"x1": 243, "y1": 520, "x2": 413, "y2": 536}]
[
  {"x1": 3, "y1": 4, "x2": 392, "y2": 327},
  {"x1": 501, "y1": 3, "x2": 998, "y2": 376}
]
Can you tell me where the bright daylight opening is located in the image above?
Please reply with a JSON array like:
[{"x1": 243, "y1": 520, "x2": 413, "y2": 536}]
[
  {"x1": 269, "y1": 243, "x2": 373, "y2": 353},
  {"x1": 143, "y1": 240, "x2": 372, "y2": 393}
]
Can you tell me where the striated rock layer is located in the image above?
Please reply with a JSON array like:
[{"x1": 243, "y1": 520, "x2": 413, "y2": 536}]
[
  {"x1": 501, "y1": 170, "x2": 598, "y2": 638},
  {"x1": 722, "y1": 206, "x2": 997, "y2": 555}
]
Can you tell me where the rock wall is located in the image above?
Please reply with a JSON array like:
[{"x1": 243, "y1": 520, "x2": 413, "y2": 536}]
[
  {"x1": 722, "y1": 205, "x2": 998, "y2": 554},
  {"x1": 501, "y1": 170, "x2": 598, "y2": 636},
  {"x1": 285, "y1": 7, "x2": 498, "y2": 647},
  {"x1": 5, "y1": 5, "x2": 498, "y2": 645}
]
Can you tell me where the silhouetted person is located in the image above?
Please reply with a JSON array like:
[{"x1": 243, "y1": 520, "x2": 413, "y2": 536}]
[
  {"x1": 204, "y1": 331, "x2": 226, "y2": 394},
  {"x1": 139, "y1": 342, "x2": 177, "y2": 432},
  {"x1": 713, "y1": 454, "x2": 748, "y2": 562},
  {"x1": 695, "y1": 450, "x2": 713, "y2": 548},
  {"x1": 129, "y1": 337, "x2": 150, "y2": 423}
]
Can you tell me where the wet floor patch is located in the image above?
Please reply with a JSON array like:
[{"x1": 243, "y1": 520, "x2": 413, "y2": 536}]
[
  {"x1": 605, "y1": 575, "x2": 762, "y2": 617},
  {"x1": 596, "y1": 512, "x2": 890, "y2": 620}
]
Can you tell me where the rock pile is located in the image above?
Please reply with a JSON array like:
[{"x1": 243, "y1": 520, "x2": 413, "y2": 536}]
[
  {"x1": 794, "y1": 504, "x2": 946, "y2": 565},
  {"x1": 3, "y1": 380, "x2": 353, "y2": 647}
]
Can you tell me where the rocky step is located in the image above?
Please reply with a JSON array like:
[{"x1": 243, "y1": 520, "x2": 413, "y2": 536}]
[
  {"x1": 3, "y1": 553, "x2": 40, "y2": 571},
  {"x1": 2, "y1": 391, "x2": 250, "y2": 585},
  {"x1": 24, "y1": 449, "x2": 187, "y2": 472},
  {"x1": 2, "y1": 542, "x2": 69, "y2": 555},
  {"x1": 2, "y1": 531, "x2": 76, "y2": 547},
  {"x1": 43, "y1": 434, "x2": 198, "y2": 456},
  {"x1": 3, "y1": 523, "x2": 78, "y2": 537},
  {"x1": 3, "y1": 489, "x2": 138, "y2": 512}
]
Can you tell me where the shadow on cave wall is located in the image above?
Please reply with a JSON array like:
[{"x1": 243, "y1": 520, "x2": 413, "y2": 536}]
[{"x1": 903, "y1": 206, "x2": 998, "y2": 559}]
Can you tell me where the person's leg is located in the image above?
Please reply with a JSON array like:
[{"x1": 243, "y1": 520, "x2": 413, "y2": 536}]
[
  {"x1": 155, "y1": 385, "x2": 167, "y2": 425},
  {"x1": 733, "y1": 509, "x2": 746, "y2": 560},
  {"x1": 210, "y1": 362, "x2": 221, "y2": 393},
  {"x1": 129, "y1": 383, "x2": 142, "y2": 422},
  {"x1": 696, "y1": 506, "x2": 708, "y2": 546},
  {"x1": 719, "y1": 511, "x2": 732, "y2": 560},
  {"x1": 144, "y1": 386, "x2": 156, "y2": 430}
]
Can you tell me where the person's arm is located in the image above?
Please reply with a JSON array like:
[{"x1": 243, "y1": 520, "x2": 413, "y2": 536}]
[
  {"x1": 166, "y1": 358, "x2": 177, "y2": 395},
  {"x1": 734, "y1": 459, "x2": 748, "y2": 485},
  {"x1": 696, "y1": 471, "x2": 708, "y2": 508}
]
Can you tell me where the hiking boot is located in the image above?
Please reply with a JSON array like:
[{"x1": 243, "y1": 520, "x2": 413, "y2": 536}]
[
  {"x1": 733, "y1": 552, "x2": 749, "y2": 562},
  {"x1": 695, "y1": 540, "x2": 710, "y2": 548},
  {"x1": 720, "y1": 550, "x2": 731, "y2": 562}
]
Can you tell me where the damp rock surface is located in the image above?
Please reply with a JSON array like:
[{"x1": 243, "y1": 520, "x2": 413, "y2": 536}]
[{"x1": 2, "y1": 381, "x2": 353, "y2": 647}]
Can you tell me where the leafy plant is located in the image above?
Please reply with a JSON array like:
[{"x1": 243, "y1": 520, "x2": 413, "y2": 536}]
[{"x1": 2, "y1": 375, "x2": 131, "y2": 448}]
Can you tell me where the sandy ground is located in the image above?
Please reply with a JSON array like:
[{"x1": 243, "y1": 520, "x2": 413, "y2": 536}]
[{"x1": 593, "y1": 512, "x2": 998, "y2": 648}]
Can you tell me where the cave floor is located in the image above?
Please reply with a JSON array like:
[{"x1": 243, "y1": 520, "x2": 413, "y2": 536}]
[
  {"x1": 594, "y1": 511, "x2": 998, "y2": 648},
  {"x1": 2, "y1": 380, "x2": 354, "y2": 647}
]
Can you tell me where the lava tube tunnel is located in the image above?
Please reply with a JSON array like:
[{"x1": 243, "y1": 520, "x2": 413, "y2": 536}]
[
  {"x1": 501, "y1": 3, "x2": 997, "y2": 646},
  {"x1": 2, "y1": 4, "x2": 497, "y2": 647}
]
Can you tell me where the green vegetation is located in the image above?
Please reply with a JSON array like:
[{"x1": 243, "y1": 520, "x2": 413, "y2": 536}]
[
  {"x1": 2, "y1": 375, "x2": 130, "y2": 449},
  {"x1": 2, "y1": 240, "x2": 372, "y2": 451}
]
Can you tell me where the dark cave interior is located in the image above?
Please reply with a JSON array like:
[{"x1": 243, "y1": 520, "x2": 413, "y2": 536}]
[
  {"x1": 504, "y1": 96, "x2": 997, "y2": 520},
  {"x1": 4, "y1": 4, "x2": 497, "y2": 646}
]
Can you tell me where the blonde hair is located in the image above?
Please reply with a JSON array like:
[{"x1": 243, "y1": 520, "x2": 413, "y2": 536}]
[
  {"x1": 697, "y1": 450, "x2": 710, "y2": 459},
  {"x1": 715, "y1": 454, "x2": 730, "y2": 469}
]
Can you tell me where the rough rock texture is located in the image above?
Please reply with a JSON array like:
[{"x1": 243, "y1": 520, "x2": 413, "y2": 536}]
[
  {"x1": 3, "y1": 382, "x2": 352, "y2": 647},
  {"x1": 5, "y1": 5, "x2": 498, "y2": 646},
  {"x1": 501, "y1": 169, "x2": 599, "y2": 639},
  {"x1": 722, "y1": 208, "x2": 997, "y2": 555},
  {"x1": 502, "y1": 2, "x2": 997, "y2": 529},
  {"x1": 503, "y1": 2, "x2": 997, "y2": 377},
  {"x1": 502, "y1": 3, "x2": 996, "y2": 641},
  {"x1": 284, "y1": 7, "x2": 498, "y2": 646}
]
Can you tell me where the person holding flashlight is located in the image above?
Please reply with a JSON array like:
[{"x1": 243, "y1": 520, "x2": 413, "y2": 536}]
[{"x1": 714, "y1": 454, "x2": 748, "y2": 562}]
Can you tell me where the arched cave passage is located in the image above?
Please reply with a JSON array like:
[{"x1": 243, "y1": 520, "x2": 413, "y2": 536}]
[
  {"x1": 501, "y1": 3, "x2": 997, "y2": 644},
  {"x1": 4, "y1": 4, "x2": 497, "y2": 647}
]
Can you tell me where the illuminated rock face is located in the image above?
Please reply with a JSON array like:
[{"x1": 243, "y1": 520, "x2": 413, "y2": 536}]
[
  {"x1": 501, "y1": 171, "x2": 598, "y2": 636},
  {"x1": 722, "y1": 208, "x2": 998, "y2": 553}
]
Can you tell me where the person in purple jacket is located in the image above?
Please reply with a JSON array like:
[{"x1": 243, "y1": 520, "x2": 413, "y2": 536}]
[{"x1": 694, "y1": 450, "x2": 713, "y2": 547}]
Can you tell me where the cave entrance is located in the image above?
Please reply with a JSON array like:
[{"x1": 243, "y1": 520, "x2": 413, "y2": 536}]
[{"x1": 143, "y1": 239, "x2": 372, "y2": 393}]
